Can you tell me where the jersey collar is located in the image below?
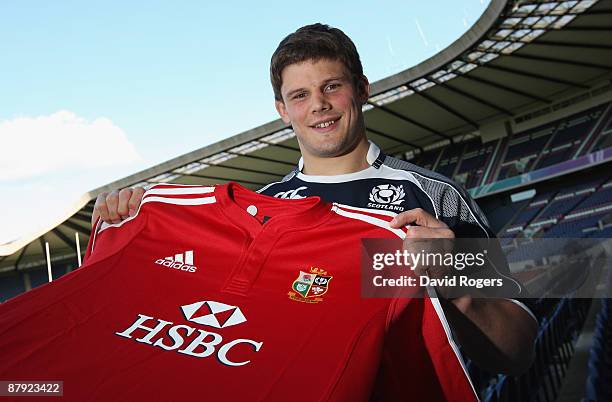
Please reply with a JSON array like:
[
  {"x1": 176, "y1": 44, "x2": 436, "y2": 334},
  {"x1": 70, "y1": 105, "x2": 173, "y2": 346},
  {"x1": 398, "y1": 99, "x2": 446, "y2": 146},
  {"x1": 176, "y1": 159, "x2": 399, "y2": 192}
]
[
  {"x1": 297, "y1": 140, "x2": 383, "y2": 172},
  {"x1": 215, "y1": 182, "x2": 333, "y2": 236},
  {"x1": 295, "y1": 141, "x2": 387, "y2": 183}
]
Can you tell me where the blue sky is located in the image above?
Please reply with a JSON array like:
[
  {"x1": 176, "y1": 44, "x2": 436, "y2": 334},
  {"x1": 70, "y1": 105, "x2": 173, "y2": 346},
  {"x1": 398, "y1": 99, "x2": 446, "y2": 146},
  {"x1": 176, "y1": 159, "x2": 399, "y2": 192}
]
[{"x1": 0, "y1": 0, "x2": 489, "y2": 244}]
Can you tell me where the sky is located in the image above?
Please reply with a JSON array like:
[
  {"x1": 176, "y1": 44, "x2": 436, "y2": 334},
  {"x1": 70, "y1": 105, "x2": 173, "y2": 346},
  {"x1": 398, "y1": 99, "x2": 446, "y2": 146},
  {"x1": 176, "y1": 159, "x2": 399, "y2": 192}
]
[{"x1": 0, "y1": 0, "x2": 489, "y2": 244}]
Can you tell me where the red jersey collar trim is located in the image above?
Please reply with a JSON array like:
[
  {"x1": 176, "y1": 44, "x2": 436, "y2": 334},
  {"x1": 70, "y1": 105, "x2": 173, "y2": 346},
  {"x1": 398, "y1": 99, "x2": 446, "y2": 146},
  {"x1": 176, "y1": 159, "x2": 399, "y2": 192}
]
[{"x1": 215, "y1": 182, "x2": 333, "y2": 234}]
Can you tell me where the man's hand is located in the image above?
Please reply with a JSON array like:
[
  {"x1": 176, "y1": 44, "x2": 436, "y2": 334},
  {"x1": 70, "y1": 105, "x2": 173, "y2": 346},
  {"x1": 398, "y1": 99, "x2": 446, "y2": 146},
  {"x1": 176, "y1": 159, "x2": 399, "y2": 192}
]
[
  {"x1": 91, "y1": 187, "x2": 146, "y2": 226},
  {"x1": 388, "y1": 207, "x2": 536, "y2": 375},
  {"x1": 390, "y1": 208, "x2": 457, "y2": 296},
  {"x1": 389, "y1": 207, "x2": 454, "y2": 239}
]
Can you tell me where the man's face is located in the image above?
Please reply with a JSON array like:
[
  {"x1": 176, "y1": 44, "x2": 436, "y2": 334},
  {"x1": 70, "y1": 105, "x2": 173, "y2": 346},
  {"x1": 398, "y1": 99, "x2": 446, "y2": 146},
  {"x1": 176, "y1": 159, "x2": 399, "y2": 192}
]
[{"x1": 275, "y1": 58, "x2": 369, "y2": 161}]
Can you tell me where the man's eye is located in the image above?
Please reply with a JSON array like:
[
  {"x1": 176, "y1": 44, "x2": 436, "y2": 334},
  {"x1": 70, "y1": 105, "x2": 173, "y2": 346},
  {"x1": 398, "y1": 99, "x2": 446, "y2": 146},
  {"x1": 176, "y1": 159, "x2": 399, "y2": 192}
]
[
  {"x1": 293, "y1": 93, "x2": 307, "y2": 100},
  {"x1": 325, "y1": 83, "x2": 340, "y2": 91}
]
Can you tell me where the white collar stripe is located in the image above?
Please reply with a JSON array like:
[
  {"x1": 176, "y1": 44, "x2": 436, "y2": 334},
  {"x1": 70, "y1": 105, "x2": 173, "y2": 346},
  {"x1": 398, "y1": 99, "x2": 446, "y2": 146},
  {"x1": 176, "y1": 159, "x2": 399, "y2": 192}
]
[
  {"x1": 297, "y1": 140, "x2": 381, "y2": 173},
  {"x1": 334, "y1": 203, "x2": 399, "y2": 219},
  {"x1": 145, "y1": 187, "x2": 215, "y2": 196},
  {"x1": 332, "y1": 206, "x2": 406, "y2": 239},
  {"x1": 97, "y1": 196, "x2": 217, "y2": 235},
  {"x1": 366, "y1": 141, "x2": 382, "y2": 165},
  {"x1": 141, "y1": 196, "x2": 217, "y2": 206},
  {"x1": 504, "y1": 299, "x2": 538, "y2": 323},
  {"x1": 296, "y1": 158, "x2": 425, "y2": 185},
  {"x1": 427, "y1": 293, "x2": 480, "y2": 400}
]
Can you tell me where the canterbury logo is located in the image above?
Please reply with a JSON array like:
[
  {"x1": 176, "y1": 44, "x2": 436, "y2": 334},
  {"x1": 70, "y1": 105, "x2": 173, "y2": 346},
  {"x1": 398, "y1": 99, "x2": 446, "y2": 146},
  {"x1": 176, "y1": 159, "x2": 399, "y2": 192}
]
[
  {"x1": 155, "y1": 250, "x2": 197, "y2": 273},
  {"x1": 274, "y1": 186, "x2": 308, "y2": 199}
]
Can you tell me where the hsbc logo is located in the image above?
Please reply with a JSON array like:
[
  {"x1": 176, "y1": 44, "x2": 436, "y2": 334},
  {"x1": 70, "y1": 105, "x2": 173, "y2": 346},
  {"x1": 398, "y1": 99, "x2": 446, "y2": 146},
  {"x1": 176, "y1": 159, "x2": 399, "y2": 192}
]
[
  {"x1": 181, "y1": 300, "x2": 246, "y2": 328},
  {"x1": 274, "y1": 186, "x2": 308, "y2": 199},
  {"x1": 115, "y1": 300, "x2": 263, "y2": 367}
]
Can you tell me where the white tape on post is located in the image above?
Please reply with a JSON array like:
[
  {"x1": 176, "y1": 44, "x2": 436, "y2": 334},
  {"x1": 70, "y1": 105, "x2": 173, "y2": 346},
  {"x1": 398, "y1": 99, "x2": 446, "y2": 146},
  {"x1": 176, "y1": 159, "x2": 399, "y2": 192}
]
[
  {"x1": 45, "y1": 242, "x2": 53, "y2": 282},
  {"x1": 75, "y1": 232, "x2": 82, "y2": 267}
]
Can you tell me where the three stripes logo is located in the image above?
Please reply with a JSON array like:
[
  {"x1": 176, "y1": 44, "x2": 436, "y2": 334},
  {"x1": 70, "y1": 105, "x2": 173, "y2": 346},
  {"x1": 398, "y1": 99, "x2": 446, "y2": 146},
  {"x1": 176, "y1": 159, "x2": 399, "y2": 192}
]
[{"x1": 155, "y1": 250, "x2": 198, "y2": 273}]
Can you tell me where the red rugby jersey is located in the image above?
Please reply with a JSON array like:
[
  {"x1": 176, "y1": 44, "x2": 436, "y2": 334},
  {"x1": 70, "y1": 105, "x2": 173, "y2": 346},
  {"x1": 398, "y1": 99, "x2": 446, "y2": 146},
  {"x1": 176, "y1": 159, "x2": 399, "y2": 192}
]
[{"x1": 0, "y1": 183, "x2": 477, "y2": 402}]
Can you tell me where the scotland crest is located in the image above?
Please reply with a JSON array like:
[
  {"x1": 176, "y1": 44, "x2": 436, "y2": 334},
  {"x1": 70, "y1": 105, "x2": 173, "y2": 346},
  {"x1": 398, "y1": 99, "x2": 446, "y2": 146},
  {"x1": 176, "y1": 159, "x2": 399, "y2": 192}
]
[{"x1": 369, "y1": 184, "x2": 405, "y2": 205}]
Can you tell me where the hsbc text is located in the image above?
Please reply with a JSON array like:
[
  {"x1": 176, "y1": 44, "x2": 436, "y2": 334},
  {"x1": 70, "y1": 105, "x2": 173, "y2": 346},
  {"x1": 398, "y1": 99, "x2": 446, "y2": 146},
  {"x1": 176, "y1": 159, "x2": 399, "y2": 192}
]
[{"x1": 115, "y1": 314, "x2": 263, "y2": 366}]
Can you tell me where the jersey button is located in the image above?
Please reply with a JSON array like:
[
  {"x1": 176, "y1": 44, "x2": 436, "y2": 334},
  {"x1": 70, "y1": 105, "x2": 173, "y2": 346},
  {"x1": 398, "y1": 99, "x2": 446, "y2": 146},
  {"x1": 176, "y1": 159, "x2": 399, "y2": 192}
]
[{"x1": 246, "y1": 205, "x2": 258, "y2": 216}]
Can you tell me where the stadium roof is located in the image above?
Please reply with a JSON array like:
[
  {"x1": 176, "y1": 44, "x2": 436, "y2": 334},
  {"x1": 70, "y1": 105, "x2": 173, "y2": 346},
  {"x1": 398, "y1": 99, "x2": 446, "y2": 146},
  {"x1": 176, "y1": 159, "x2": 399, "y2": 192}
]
[{"x1": 2, "y1": 0, "x2": 611, "y2": 274}]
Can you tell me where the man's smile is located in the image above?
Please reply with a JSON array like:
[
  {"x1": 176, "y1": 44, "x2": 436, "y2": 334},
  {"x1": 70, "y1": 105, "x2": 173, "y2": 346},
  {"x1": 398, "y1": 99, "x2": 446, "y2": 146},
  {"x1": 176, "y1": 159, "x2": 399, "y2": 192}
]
[{"x1": 310, "y1": 116, "x2": 341, "y2": 132}]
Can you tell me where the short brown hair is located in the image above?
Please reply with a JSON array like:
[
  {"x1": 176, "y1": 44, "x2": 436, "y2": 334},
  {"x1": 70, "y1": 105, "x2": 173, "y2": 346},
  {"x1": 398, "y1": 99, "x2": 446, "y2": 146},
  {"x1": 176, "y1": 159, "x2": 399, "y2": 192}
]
[{"x1": 270, "y1": 23, "x2": 364, "y2": 101}]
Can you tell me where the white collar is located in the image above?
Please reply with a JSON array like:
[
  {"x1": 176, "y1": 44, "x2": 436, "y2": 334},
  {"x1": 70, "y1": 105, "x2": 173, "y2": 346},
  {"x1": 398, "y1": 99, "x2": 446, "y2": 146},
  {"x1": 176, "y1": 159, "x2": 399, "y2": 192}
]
[
  {"x1": 297, "y1": 140, "x2": 381, "y2": 172},
  {"x1": 295, "y1": 141, "x2": 385, "y2": 183}
]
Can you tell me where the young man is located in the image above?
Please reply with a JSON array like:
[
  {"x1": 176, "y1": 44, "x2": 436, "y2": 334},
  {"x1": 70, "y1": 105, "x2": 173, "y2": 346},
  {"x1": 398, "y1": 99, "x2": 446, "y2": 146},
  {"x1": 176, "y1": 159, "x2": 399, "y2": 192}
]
[{"x1": 93, "y1": 24, "x2": 536, "y2": 377}]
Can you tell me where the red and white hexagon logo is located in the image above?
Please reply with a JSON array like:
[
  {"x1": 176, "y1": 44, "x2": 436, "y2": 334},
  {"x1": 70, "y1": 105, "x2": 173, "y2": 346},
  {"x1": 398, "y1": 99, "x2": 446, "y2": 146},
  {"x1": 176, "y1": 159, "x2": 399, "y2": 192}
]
[{"x1": 180, "y1": 300, "x2": 247, "y2": 329}]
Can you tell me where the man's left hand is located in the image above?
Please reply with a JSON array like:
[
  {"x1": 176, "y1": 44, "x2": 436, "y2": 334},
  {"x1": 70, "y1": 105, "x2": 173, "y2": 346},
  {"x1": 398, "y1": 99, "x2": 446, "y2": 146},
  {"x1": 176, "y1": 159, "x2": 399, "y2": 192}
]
[
  {"x1": 389, "y1": 208, "x2": 458, "y2": 297},
  {"x1": 389, "y1": 207, "x2": 454, "y2": 240}
]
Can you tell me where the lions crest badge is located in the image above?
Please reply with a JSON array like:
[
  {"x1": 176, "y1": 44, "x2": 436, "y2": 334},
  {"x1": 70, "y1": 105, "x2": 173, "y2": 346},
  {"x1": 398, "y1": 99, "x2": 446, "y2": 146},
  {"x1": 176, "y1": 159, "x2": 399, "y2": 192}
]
[{"x1": 288, "y1": 267, "x2": 332, "y2": 303}]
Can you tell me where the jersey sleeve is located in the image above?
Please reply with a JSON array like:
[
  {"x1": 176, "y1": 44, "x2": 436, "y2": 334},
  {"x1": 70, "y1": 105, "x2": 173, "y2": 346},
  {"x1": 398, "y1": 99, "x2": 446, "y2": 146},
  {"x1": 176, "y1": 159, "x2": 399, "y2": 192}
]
[
  {"x1": 83, "y1": 217, "x2": 102, "y2": 262},
  {"x1": 383, "y1": 156, "x2": 538, "y2": 321},
  {"x1": 83, "y1": 195, "x2": 149, "y2": 266}
]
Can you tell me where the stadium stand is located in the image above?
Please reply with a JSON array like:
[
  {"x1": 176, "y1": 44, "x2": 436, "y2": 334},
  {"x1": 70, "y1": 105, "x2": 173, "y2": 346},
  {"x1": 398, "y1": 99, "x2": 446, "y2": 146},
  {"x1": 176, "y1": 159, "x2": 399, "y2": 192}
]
[
  {"x1": 402, "y1": 100, "x2": 612, "y2": 193},
  {"x1": 0, "y1": 273, "x2": 24, "y2": 301},
  {"x1": 471, "y1": 297, "x2": 593, "y2": 402},
  {"x1": 413, "y1": 101, "x2": 612, "y2": 188},
  {"x1": 498, "y1": 124, "x2": 556, "y2": 180},
  {"x1": 583, "y1": 298, "x2": 612, "y2": 401},
  {"x1": 495, "y1": 174, "x2": 612, "y2": 239},
  {"x1": 535, "y1": 105, "x2": 606, "y2": 169},
  {"x1": 455, "y1": 139, "x2": 497, "y2": 189},
  {"x1": 434, "y1": 144, "x2": 464, "y2": 178}
]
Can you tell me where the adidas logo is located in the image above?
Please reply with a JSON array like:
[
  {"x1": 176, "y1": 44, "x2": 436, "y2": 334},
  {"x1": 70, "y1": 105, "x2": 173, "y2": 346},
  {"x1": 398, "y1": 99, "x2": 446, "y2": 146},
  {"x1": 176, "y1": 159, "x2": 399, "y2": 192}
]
[{"x1": 155, "y1": 250, "x2": 197, "y2": 273}]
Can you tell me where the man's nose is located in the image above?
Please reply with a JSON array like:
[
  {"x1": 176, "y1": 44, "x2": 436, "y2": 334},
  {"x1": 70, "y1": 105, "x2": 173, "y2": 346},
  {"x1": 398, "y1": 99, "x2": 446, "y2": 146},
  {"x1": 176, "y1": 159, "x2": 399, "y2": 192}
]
[{"x1": 311, "y1": 92, "x2": 331, "y2": 113}]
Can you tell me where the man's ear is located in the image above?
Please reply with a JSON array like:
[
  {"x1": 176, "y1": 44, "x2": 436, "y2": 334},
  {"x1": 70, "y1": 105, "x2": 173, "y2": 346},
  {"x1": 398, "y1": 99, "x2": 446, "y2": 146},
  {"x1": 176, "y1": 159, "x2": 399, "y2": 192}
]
[
  {"x1": 275, "y1": 99, "x2": 291, "y2": 124},
  {"x1": 358, "y1": 75, "x2": 370, "y2": 104}
]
